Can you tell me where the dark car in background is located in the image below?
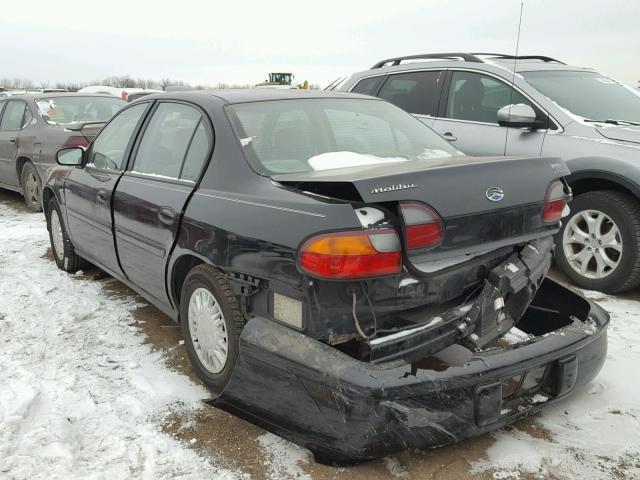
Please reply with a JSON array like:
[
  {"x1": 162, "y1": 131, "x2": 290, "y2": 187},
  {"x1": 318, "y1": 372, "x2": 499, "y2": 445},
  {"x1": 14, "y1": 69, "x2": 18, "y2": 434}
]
[
  {"x1": 340, "y1": 52, "x2": 640, "y2": 293},
  {"x1": 43, "y1": 89, "x2": 607, "y2": 464},
  {"x1": 0, "y1": 93, "x2": 125, "y2": 210}
]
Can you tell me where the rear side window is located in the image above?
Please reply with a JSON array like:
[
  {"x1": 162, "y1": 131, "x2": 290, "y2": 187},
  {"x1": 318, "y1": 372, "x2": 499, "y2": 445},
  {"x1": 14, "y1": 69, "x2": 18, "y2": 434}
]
[
  {"x1": 180, "y1": 122, "x2": 211, "y2": 181},
  {"x1": 378, "y1": 71, "x2": 443, "y2": 116},
  {"x1": 351, "y1": 76, "x2": 385, "y2": 96},
  {"x1": 0, "y1": 101, "x2": 26, "y2": 130},
  {"x1": 132, "y1": 103, "x2": 204, "y2": 179},
  {"x1": 446, "y1": 71, "x2": 533, "y2": 124},
  {"x1": 88, "y1": 103, "x2": 147, "y2": 171}
]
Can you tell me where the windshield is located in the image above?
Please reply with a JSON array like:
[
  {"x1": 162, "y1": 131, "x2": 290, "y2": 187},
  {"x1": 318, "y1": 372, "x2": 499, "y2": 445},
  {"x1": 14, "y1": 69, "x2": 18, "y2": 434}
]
[
  {"x1": 522, "y1": 70, "x2": 640, "y2": 123},
  {"x1": 227, "y1": 98, "x2": 462, "y2": 175},
  {"x1": 35, "y1": 96, "x2": 126, "y2": 125}
]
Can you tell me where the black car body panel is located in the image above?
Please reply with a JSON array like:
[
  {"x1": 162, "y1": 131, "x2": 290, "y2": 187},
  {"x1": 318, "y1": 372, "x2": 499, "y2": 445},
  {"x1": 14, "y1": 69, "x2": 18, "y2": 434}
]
[{"x1": 42, "y1": 89, "x2": 608, "y2": 464}]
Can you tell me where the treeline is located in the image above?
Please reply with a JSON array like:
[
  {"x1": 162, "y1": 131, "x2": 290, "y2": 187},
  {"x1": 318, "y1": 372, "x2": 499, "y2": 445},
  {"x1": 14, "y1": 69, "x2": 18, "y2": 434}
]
[
  {"x1": 0, "y1": 75, "x2": 321, "y2": 91},
  {"x1": 0, "y1": 75, "x2": 254, "y2": 91}
]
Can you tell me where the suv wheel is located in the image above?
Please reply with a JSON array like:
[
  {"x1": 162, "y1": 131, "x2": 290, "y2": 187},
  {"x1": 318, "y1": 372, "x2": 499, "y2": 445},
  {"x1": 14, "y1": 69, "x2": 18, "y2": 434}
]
[
  {"x1": 555, "y1": 190, "x2": 640, "y2": 293},
  {"x1": 21, "y1": 162, "x2": 42, "y2": 212},
  {"x1": 180, "y1": 264, "x2": 244, "y2": 393}
]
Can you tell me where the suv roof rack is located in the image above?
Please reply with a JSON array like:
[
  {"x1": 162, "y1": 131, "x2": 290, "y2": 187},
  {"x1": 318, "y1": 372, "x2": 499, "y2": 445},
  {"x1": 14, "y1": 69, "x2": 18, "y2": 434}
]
[
  {"x1": 371, "y1": 53, "x2": 484, "y2": 69},
  {"x1": 371, "y1": 52, "x2": 565, "y2": 69},
  {"x1": 472, "y1": 53, "x2": 565, "y2": 64}
]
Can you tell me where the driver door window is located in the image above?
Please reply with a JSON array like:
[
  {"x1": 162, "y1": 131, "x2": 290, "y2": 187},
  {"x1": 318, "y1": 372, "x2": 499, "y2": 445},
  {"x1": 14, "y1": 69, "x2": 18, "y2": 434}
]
[
  {"x1": 88, "y1": 103, "x2": 147, "y2": 171},
  {"x1": 446, "y1": 71, "x2": 532, "y2": 124}
]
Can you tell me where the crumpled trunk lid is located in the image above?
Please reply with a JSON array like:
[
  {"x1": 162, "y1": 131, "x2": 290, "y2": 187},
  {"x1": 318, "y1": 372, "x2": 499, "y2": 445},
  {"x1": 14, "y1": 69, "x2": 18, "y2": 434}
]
[{"x1": 274, "y1": 155, "x2": 569, "y2": 272}]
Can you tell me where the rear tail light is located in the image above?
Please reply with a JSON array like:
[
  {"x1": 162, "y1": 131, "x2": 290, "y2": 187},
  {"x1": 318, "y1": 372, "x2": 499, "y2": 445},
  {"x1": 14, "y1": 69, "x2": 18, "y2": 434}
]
[
  {"x1": 298, "y1": 228, "x2": 401, "y2": 279},
  {"x1": 62, "y1": 136, "x2": 89, "y2": 149},
  {"x1": 121, "y1": 91, "x2": 129, "y2": 101},
  {"x1": 400, "y1": 202, "x2": 444, "y2": 250},
  {"x1": 542, "y1": 180, "x2": 567, "y2": 223}
]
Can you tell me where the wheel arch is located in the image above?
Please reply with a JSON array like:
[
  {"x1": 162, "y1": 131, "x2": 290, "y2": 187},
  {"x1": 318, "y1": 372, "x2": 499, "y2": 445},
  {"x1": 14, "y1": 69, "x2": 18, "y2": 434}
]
[
  {"x1": 42, "y1": 186, "x2": 55, "y2": 217},
  {"x1": 169, "y1": 253, "x2": 207, "y2": 318},
  {"x1": 15, "y1": 156, "x2": 33, "y2": 184},
  {"x1": 566, "y1": 170, "x2": 640, "y2": 200}
]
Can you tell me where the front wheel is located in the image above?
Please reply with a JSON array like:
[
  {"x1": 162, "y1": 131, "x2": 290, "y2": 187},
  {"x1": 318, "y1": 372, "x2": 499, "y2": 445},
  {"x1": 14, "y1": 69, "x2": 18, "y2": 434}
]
[
  {"x1": 180, "y1": 264, "x2": 245, "y2": 393},
  {"x1": 47, "y1": 199, "x2": 88, "y2": 272},
  {"x1": 555, "y1": 190, "x2": 640, "y2": 293},
  {"x1": 21, "y1": 162, "x2": 42, "y2": 212}
]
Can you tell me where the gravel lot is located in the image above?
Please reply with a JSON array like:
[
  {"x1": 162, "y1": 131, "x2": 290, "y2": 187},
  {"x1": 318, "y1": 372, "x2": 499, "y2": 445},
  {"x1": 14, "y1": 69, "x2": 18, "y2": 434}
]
[{"x1": 1, "y1": 189, "x2": 638, "y2": 480}]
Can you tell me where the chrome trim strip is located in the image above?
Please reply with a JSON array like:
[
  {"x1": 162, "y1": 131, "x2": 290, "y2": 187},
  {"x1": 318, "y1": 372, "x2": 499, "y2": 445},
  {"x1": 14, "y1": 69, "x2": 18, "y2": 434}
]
[{"x1": 195, "y1": 192, "x2": 326, "y2": 218}]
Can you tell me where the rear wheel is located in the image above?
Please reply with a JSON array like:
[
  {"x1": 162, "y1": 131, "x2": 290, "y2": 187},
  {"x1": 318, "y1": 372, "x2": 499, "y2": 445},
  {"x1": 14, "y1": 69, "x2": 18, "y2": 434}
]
[
  {"x1": 21, "y1": 162, "x2": 42, "y2": 212},
  {"x1": 47, "y1": 199, "x2": 88, "y2": 272},
  {"x1": 180, "y1": 264, "x2": 244, "y2": 393},
  {"x1": 555, "y1": 190, "x2": 640, "y2": 293}
]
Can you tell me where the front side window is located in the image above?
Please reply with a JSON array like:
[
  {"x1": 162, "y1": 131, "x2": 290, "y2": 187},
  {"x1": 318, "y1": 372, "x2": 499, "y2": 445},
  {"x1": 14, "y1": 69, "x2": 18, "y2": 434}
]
[
  {"x1": 522, "y1": 70, "x2": 640, "y2": 124},
  {"x1": 35, "y1": 96, "x2": 125, "y2": 125},
  {"x1": 132, "y1": 103, "x2": 203, "y2": 179},
  {"x1": 378, "y1": 71, "x2": 443, "y2": 116},
  {"x1": 0, "y1": 101, "x2": 26, "y2": 130},
  {"x1": 227, "y1": 98, "x2": 461, "y2": 175},
  {"x1": 88, "y1": 103, "x2": 147, "y2": 171},
  {"x1": 446, "y1": 71, "x2": 532, "y2": 124}
]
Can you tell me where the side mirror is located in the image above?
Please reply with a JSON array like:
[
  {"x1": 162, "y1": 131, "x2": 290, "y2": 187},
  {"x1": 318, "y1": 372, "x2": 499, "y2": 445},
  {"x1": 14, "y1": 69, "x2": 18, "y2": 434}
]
[
  {"x1": 56, "y1": 147, "x2": 84, "y2": 166},
  {"x1": 497, "y1": 104, "x2": 542, "y2": 129}
]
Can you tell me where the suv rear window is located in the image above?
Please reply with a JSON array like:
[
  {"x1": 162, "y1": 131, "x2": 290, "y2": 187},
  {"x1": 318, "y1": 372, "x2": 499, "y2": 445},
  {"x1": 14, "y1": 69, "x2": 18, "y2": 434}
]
[
  {"x1": 227, "y1": 98, "x2": 460, "y2": 175},
  {"x1": 35, "y1": 96, "x2": 126, "y2": 125},
  {"x1": 377, "y1": 71, "x2": 443, "y2": 116}
]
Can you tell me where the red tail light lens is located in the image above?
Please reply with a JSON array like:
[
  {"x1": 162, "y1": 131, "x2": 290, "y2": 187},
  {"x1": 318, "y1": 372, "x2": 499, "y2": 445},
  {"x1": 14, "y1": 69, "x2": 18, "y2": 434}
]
[
  {"x1": 121, "y1": 91, "x2": 129, "y2": 101},
  {"x1": 298, "y1": 228, "x2": 401, "y2": 279},
  {"x1": 542, "y1": 180, "x2": 567, "y2": 223},
  {"x1": 62, "y1": 136, "x2": 89, "y2": 149},
  {"x1": 400, "y1": 202, "x2": 444, "y2": 250}
]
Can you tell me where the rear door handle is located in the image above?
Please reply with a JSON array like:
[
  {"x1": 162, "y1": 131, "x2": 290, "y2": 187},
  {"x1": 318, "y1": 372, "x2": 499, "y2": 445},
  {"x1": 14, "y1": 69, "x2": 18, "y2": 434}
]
[
  {"x1": 9, "y1": 137, "x2": 16, "y2": 144},
  {"x1": 442, "y1": 132, "x2": 457, "y2": 142},
  {"x1": 158, "y1": 206, "x2": 176, "y2": 225},
  {"x1": 97, "y1": 189, "x2": 108, "y2": 203}
]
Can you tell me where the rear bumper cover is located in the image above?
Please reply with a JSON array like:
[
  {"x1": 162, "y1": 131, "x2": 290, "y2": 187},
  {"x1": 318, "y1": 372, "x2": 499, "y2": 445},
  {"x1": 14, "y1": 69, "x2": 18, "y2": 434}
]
[{"x1": 210, "y1": 279, "x2": 608, "y2": 464}]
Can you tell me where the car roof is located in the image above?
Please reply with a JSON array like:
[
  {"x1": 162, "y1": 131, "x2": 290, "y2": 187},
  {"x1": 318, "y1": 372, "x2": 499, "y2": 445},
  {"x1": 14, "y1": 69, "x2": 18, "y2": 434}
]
[
  {"x1": 349, "y1": 53, "x2": 596, "y2": 79},
  {"x1": 141, "y1": 88, "x2": 378, "y2": 104},
  {"x1": 3, "y1": 92, "x2": 124, "y2": 100}
]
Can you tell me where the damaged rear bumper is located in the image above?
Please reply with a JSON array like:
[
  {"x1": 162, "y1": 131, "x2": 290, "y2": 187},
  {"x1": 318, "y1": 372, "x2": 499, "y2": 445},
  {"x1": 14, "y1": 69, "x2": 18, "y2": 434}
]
[{"x1": 210, "y1": 278, "x2": 609, "y2": 464}]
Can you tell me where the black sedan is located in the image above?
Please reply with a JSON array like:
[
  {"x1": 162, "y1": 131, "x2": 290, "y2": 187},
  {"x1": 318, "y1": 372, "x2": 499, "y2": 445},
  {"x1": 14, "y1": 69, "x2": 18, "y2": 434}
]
[{"x1": 44, "y1": 89, "x2": 608, "y2": 464}]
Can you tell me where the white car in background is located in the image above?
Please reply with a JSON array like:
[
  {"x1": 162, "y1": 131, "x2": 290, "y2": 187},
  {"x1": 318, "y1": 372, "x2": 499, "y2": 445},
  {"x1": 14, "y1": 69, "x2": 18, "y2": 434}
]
[{"x1": 77, "y1": 85, "x2": 163, "y2": 102}]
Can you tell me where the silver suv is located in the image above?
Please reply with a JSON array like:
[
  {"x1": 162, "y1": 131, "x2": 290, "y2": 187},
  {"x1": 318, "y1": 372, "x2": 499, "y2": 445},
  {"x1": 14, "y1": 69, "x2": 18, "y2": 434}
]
[{"x1": 339, "y1": 53, "x2": 640, "y2": 293}]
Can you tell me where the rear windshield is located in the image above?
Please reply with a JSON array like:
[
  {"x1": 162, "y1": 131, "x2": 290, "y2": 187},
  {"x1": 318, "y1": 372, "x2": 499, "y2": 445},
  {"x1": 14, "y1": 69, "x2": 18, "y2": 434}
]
[
  {"x1": 35, "y1": 96, "x2": 126, "y2": 125},
  {"x1": 226, "y1": 98, "x2": 461, "y2": 174}
]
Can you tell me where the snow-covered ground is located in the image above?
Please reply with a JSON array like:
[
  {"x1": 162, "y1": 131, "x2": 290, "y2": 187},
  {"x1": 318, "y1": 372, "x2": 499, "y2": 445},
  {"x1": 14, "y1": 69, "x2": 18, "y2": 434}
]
[{"x1": 1, "y1": 196, "x2": 639, "y2": 480}]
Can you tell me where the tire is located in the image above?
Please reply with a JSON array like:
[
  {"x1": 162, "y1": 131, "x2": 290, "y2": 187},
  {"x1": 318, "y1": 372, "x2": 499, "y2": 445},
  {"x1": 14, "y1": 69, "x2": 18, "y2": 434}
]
[
  {"x1": 180, "y1": 264, "x2": 244, "y2": 393},
  {"x1": 21, "y1": 161, "x2": 42, "y2": 212},
  {"x1": 555, "y1": 190, "x2": 640, "y2": 293},
  {"x1": 47, "y1": 198, "x2": 88, "y2": 272}
]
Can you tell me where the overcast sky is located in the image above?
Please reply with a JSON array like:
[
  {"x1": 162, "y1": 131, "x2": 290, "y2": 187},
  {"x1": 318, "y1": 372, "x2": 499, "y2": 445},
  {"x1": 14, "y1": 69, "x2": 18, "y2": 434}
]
[{"x1": 1, "y1": 0, "x2": 638, "y2": 88}]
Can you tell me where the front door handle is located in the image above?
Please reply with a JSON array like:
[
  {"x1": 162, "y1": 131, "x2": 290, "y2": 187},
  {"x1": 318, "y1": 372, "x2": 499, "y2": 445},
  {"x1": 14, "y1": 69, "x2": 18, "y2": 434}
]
[
  {"x1": 158, "y1": 206, "x2": 176, "y2": 225},
  {"x1": 9, "y1": 137, "x2": 16, "y2": 144},
  {"x1": 442, "y1": 132, "x2": 457, "y2": 142},
  {"x1": 96, "y1": 189, "x2": 108, "y2": 203}
]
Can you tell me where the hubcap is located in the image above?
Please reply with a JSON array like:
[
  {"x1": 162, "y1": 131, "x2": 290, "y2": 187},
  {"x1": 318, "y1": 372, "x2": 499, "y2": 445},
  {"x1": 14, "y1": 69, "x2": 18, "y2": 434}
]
[
  {"x1": 562, "y1": 209, "x2": 622, "y2": 279},
  {"x1": 188, "y1": 287, "x2": 229, "y2": 374},
  {"x1": 24, "y1": 171, "x2": 39, "y2": 204},
  {"x1": 50, "y1": 210, "x2": 65, "y2": 260}
]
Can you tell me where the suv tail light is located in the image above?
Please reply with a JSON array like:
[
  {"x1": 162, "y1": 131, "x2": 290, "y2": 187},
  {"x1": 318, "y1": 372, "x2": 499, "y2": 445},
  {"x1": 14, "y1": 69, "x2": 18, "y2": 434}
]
[
  {"x1": 542, "y1": 180, "x2": 567, "y2": 223},
  {"x1": 62, "y1": 136, "x2": 89, "y2": 149},
  {"x1": 400, "y1": 202, "x2": 444, "y2": 250},
  {"x1": 121, "y1": 91, "x2": 129, "y2": 101},
  {"x1": 298, "y1": 228, "x2": 401, "y2": 279}
]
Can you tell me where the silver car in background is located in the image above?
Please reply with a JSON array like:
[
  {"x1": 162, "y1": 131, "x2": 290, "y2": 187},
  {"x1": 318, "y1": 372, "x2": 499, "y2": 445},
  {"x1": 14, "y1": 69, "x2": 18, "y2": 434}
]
[
  {"x1": 0, "y1": 93, "x2": 125, "y2": 210},
  {"x1": 339, "y1": 53, "x2": 640, "y2": 293}
]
